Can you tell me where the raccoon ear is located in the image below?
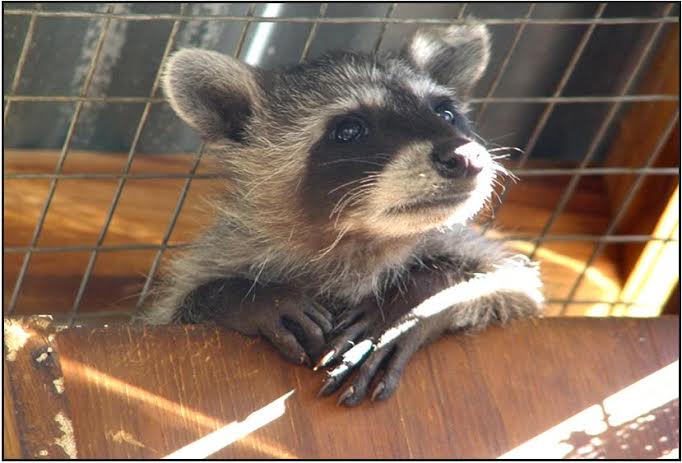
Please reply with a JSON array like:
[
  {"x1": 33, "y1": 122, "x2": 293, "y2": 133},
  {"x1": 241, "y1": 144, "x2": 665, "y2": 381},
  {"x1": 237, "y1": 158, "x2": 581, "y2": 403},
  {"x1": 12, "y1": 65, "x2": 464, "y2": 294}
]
[
  {"x1": 162, "y1": 48, "x2": 262, "y2": 142},
  {"x1": 404, "y1": 24, "x2": 490, "y2": 97}
]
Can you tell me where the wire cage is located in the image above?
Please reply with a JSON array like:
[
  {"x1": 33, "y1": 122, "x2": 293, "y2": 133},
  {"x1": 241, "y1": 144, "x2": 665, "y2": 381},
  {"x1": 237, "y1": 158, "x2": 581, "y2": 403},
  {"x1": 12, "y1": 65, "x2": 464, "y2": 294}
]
[{"x1": 3, "y1": 2, "x2": 680, "y2": 326}]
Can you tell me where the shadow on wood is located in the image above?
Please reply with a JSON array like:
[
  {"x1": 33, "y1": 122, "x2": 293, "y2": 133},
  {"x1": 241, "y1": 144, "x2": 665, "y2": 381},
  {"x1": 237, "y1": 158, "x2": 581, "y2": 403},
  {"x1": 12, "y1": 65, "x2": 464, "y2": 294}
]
[{"x1": 3, "y1": 316, "x2": 678, "y2": 459}]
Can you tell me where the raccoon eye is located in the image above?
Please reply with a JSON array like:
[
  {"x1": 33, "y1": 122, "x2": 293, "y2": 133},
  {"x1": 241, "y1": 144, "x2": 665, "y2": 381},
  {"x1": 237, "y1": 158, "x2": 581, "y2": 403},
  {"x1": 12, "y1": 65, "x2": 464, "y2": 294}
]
[
  {"x1": 434, "y1": 102, "x2": 457, "y2": 124},
  {"x1": 332, "y1": 117, "x2": 367, "y2": 143}
]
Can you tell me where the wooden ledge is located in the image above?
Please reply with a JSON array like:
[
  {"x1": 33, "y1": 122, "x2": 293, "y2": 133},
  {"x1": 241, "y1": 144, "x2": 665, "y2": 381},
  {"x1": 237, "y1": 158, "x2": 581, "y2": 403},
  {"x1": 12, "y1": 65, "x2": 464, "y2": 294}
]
[{"x1": 3, "y1": 316, "x2": 679, "y2": 459}]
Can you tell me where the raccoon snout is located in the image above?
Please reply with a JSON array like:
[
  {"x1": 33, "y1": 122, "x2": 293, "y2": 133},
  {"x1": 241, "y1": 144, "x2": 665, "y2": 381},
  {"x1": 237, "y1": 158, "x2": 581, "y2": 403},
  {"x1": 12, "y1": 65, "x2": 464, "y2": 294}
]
[{"x1": 431, "y1": 139, "x2": 485, "y2": 179}]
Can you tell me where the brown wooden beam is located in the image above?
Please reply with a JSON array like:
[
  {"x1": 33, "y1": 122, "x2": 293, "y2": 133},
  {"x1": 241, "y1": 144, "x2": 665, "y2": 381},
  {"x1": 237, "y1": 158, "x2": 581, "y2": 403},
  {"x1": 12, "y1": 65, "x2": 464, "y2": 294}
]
[{"x1": 4, "y1": 316, "x2": 679, "y2": 459}]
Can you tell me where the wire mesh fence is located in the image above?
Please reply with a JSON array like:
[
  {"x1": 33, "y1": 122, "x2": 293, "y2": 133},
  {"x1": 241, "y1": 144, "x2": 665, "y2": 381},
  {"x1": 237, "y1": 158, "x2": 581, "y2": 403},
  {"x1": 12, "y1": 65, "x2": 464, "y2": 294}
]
[{"x1": 3, "y1": 2, "x2": 680, "y2": 324}]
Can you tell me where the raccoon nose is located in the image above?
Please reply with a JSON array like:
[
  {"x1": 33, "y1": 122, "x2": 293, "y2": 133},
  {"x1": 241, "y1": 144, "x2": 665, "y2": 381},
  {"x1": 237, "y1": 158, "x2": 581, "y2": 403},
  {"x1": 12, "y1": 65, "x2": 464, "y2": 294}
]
[{"x1": 431, "y1": 139, "x2": 484, "y2": 178}]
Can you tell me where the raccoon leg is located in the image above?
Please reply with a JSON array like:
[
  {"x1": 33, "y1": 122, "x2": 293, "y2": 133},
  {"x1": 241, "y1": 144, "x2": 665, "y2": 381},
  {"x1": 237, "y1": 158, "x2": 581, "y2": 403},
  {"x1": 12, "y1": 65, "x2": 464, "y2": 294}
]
[
  {"x1": 177, "y1": 278, "x2": 334, "y2": 365},
  {"x1": 319, "y1": 255, "x2": 543, "y2": 406}
]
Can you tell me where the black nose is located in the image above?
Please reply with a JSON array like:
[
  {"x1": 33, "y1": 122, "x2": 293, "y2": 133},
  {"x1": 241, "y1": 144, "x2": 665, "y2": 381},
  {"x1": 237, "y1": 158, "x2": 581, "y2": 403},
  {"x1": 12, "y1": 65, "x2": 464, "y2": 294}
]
[{"x1": 431, "y1": 138, "x2": 484, "y2": 178}]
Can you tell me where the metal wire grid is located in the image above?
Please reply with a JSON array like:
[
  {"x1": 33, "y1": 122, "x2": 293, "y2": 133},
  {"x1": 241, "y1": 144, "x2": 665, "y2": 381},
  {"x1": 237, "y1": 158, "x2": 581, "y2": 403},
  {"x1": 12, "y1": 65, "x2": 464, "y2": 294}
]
[{"x1": 3, "y1": 3, "x2": 680, "y2": 323}]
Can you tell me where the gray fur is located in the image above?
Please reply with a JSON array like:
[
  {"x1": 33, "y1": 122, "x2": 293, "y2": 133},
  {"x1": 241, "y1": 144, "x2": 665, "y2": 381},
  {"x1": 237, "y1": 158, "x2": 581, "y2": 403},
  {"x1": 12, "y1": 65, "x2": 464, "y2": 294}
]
[
  {"x1": 142, "y1": 24, "x2": 543, "y2": 348},
  {"x1": 162, "y1": 48, "x2": 263, "y2": 141},
  {"x1": 405, "y1": 24, "x2": 491, "y2": 97}
]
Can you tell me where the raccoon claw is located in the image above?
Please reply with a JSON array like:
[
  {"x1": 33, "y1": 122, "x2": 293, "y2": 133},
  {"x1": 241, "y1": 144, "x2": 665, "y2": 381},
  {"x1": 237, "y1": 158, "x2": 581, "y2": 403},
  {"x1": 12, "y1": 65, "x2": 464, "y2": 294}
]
[
  {"x1": 259, "y1": 325, "x2": 311, "y2": 366},
  {"x1": 337, "y1": 386, "x2": 355, "y2": 406},
  {"x1": 318, "y1": 373, "x2": 340, "y2": 397},
  {"x1": 317, "y1": 338, "x2": 375, "y2": 398},
  {"x1": 314, "y1": 316, "x2": 371, "y2": 369},
  {"x1": 313, "y1": 349, "x2": 336, "y2": 371},
  {"x1": 335, "y1": 342, "x2": 393, "y2": 406},
  {"x1": 318, "y1": 363, "x2": 352, "y2": 397},
  {"x1": 370, "y1": 381, "x2": 385, "y2": 401}
]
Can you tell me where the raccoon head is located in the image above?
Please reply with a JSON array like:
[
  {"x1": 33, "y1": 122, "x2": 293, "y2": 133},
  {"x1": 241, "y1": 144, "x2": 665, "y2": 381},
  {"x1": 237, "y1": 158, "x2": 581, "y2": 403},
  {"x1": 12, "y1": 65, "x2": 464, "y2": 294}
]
[{"x1": 163, "y1": 24, "x2": 504, "y2": 247}]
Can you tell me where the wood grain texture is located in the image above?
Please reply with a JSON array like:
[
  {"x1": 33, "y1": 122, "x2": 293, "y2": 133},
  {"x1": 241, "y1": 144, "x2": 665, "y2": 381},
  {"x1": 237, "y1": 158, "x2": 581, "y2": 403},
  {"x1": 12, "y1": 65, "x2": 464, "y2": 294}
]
[
  {"x1": 4, "y1": 149, "x2": 621, "y2": 318},
  {"x1": 2, "y1": 316, "x2": 74, "y2": 459},
  {"x1": 3, "y1": 360, "x2": 23, "y2": 458},
  {"x1": 4, "y1": 316, "x2": 679, "y2": 459}
]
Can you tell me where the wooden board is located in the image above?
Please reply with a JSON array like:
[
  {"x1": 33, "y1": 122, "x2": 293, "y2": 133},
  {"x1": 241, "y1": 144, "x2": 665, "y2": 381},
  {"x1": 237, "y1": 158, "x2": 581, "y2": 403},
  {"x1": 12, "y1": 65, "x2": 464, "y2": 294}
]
[
  {"x1": 3, "y1": 316, "x2": 679, "y2": 459},
  {"x1": 3, "y1": 360, "x2": 23, "y2": 459},
  {"x1": 4, "y1": 149, "x2": 622, "y2": 318}
]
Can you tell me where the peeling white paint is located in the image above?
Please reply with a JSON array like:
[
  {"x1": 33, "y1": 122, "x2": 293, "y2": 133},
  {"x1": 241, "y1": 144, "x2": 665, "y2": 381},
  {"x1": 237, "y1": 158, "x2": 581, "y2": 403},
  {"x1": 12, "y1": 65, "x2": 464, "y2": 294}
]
[
  {"x1": 4, "y1": 319, "x2": 32, "y2": 362},
  {"x1": 53, "y1": 378, "x2": 65, "y2": 394},
  {"x1": 53, "y1": 412, "x2": 78, "y2": 459},
  {"x1": 36, "y1": 347, "x2": 53, "y2": 363},
  {"x1": 107, "y1": 429, "x2": 146, "y2": 449}
]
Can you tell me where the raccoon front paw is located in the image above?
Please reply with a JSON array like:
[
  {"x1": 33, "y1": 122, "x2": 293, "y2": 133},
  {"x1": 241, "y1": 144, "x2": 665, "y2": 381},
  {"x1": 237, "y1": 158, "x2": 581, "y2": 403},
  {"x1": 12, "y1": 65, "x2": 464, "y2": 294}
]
[
  {"x1": 265, "y1": 297, "x2": 335, "y2": 366},
  {"x1": 317, "y1": 312, "x2": 444, "y2": 406},
  {"x1": 226, "y1": 293, "x2": 333, "y2": 366}
]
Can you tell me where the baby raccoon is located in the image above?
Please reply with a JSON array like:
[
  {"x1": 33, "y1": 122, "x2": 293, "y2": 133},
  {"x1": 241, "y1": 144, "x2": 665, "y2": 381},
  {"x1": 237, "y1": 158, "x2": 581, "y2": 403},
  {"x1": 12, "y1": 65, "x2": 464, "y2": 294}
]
[{"x1": 144, "y1": 23, "x2": 543, "y2": 406}]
